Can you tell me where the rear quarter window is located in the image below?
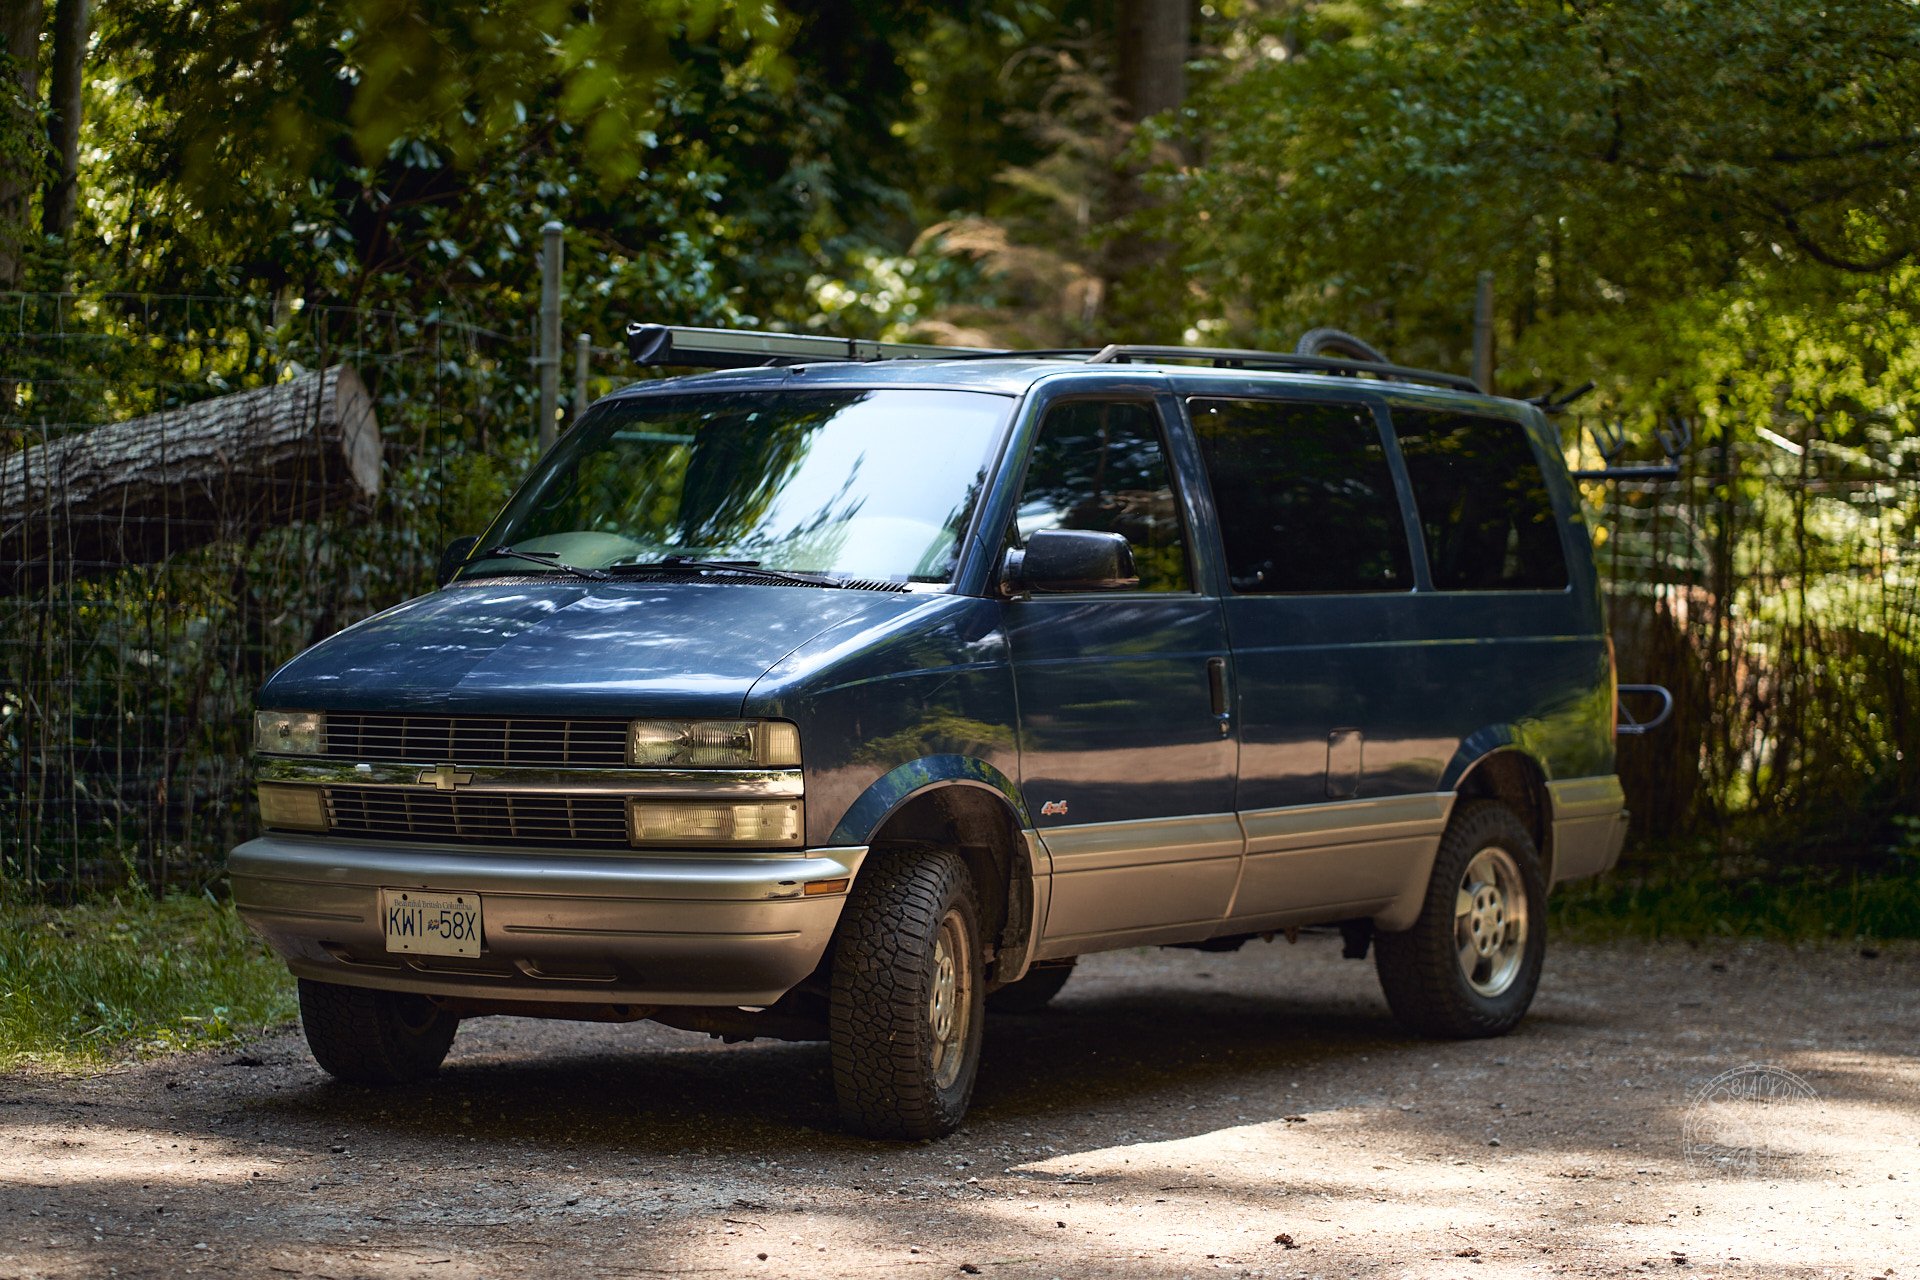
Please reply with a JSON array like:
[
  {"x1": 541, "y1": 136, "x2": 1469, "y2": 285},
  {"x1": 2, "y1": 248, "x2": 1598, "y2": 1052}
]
[{"x1": 1390, "y1": 408, "x2": 1568, "y2": 592}]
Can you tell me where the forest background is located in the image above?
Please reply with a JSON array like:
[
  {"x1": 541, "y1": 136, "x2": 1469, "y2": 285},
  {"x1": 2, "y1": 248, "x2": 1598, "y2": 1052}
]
[{"x1": 2, "y1": 0, "x2": 1918, "y2": 940}]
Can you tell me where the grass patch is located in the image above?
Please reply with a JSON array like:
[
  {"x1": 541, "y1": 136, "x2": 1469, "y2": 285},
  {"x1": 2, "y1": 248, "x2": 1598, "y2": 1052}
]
[
  {"x1": 0, "y1": 893, "x2": 296, "y2": 1071},
  {"x1": 1551, "y1": 856, "x2": 1920, "y2": 943}
]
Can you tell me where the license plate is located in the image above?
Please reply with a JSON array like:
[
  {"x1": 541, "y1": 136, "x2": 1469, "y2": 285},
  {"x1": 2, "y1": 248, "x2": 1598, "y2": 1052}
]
[{"x1": 380, "y1": 889, "x2": 482, "y2": 957}]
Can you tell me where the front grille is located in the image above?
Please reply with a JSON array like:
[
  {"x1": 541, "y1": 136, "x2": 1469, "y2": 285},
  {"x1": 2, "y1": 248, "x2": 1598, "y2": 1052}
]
[
  {"x1": 323, "y1": 714, "x2": 631, "y2": 768},
  {"x1": 324, "y1": 786, "x2": 630, "y2": 849}
]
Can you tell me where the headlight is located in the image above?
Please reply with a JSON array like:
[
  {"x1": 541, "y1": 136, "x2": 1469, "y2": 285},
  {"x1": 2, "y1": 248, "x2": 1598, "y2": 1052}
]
[
  {"x1": 255, "y1": 710, "x2": 325, "y2": 755},
  {"x1": 629, "y1": 799, "x2": 803, "y2": 848},
  {"x1": 258, "y1": 784, "x2": 328, "y2": 832},
  {"x1": 628, "y1": 719, "x2": 801, "y2": 768}
]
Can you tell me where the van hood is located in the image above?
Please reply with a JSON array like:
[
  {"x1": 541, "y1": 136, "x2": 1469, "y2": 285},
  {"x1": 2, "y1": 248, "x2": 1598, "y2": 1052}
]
[{"x1": 258, "y1": 579, "x2": 921, "y2": 718}]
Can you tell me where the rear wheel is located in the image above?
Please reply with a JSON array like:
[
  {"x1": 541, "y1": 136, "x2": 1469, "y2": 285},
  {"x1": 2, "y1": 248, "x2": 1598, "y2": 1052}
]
[
  {"x1": 987, "y1": 959, "x2": 1076, "y2": 1014},
  {"x1": 1373, "y1": 801, "x2": 1547, "y2": 1038},
  {"x1": 829, "y1": 850, "x2": 984, "y2": 1139},
  {"x1": 298, "y1": 979, "x2": 459, "y2": 1084}
]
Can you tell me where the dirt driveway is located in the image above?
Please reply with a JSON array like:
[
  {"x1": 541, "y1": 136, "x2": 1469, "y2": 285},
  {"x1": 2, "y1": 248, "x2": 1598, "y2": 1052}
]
[{"x1": 3, "y1": 937, "x2": 1915, "y2": 1279}]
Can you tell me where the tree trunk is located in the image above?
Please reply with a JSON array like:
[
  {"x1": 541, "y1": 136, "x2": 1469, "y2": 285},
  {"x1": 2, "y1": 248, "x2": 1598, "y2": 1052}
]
[
  {"x1": 41, "y1": 0, "x2": 85, "y2": 241},
  {"x1": 0, "y1": 366, "x2": 383, "y2": 593},
  {"x1": 1102, "y1": 0, "x2": 1191, "y2": 340},
  {"x1": 1115, "y1": 0, "x2": 1190, "y2": 121},
  {"x1": 0, "y1": 0, "x2": 44, "y2": 290}
]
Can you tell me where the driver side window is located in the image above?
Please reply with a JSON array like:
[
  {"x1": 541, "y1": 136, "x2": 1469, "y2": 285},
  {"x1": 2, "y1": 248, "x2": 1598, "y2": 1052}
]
[{"x1": 1013, "y1": 400, "x2": 1192, "y2": 592}]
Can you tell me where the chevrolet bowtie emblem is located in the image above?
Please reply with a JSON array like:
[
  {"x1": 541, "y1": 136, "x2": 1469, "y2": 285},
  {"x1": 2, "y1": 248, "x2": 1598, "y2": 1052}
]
[{"x1": 419, "y1": 763, "x2": 475, "y2": 791}]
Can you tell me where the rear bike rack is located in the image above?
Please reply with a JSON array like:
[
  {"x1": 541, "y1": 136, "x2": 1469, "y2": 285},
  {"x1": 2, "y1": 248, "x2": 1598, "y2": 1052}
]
[{"x1": 1570, "y1": 416, "x2": 1693, "y2": 482}]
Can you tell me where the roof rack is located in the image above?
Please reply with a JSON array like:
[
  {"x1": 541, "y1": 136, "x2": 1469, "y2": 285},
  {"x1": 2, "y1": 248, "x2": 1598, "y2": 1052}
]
[
  {"x1": 624, "y1": 322, "x2": 1482, "y2": 394},
  {"x1": 626, "y1": 323, "x2": 1006, "y2": 369},
  {"x1": 1085, "y1": 344, "x2": 1482, "y2": 394}
]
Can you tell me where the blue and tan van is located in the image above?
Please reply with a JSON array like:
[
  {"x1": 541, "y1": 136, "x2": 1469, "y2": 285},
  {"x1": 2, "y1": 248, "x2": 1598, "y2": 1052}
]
[{"x1": 232, "y1": 325, "x2": 1635, "y2": 1138}]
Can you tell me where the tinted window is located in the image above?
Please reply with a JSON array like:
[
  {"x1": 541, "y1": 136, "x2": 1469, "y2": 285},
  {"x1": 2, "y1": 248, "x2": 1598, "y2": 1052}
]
[
  {"x1": 1014, "y1": 400, "x2": 1190, "y2": 591},
  {"x1": 1190, "y1": 398, "x2": 1412, "y2": 594},
  {"x1": 1391, "y1": 409, "x2": 1568, "y2": 591}
]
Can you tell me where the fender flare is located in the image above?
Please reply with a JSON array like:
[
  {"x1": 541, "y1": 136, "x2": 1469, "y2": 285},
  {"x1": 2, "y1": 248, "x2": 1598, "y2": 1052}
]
[
  {"x1": 1437, "y1": 725, "x2": 1528, "y2": 794},
  {"x1": 826, "y1": 755, "x2": 1047, "y2": 985},
  {"x1": 827, "y1": 753, "x2": 1031, "y2": 846}
]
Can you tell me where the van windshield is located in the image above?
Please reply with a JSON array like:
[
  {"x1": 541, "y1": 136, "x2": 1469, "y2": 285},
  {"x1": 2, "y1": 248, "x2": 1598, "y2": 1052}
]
[{"x1": 465, "y1": 389, "x2": 1011, "y2": 585}]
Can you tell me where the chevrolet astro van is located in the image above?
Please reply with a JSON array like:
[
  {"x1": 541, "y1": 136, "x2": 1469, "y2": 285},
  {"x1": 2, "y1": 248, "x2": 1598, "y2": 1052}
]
[{"x1": 231, "y1": 325, "x2": 1634, "y2": 1139}]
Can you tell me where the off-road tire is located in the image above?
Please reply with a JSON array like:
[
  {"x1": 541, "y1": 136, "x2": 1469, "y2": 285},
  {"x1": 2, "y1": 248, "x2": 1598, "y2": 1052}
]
[
  {"x1": 298, "y1": 979, "x2": 459, "y2": 1084},
  {"x1": 1373, "y1": 801, "x2": 1547, "y2": 1039},
  {"x1": 986, "y1": 959, "x2": 1076, "y2": 1014},
  {"x1": 829, "y1": 850, "x2": 985, "y2": 1140}
]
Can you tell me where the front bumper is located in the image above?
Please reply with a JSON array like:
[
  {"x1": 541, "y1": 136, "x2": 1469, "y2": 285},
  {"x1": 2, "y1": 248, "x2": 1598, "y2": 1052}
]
[{"x1": 229, "y1": 834, "x2": 866, "y2": 1006}]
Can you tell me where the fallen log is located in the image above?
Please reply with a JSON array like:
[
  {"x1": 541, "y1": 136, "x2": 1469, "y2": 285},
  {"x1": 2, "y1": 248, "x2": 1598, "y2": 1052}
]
[{"x1": 0, "y1": 365, "x2": 381, "y2": 593}]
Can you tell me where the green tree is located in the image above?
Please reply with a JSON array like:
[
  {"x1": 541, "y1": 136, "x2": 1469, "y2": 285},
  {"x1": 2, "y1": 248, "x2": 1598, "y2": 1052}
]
[
  {"x1": 1168, "y1": 0, "x2": 1920, "y2": 368},
  {"x1": 0, "y1": 0, "x2": 45, "y2": 290}
]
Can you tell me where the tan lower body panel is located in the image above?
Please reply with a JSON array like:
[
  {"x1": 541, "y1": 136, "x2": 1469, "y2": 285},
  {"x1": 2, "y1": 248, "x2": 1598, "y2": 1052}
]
[
  {"x1": 1032, "y1": 799, "x2": 1451, "y2": 955},
  {"x1": 1547, "y1": 775, "x2": 1629, "y2": 881},
  {"x1": 1029, "y1": 778, "x2": 1626, "y2": 957},
  {"x1": 1229, "y1": 793, "x2": 1455, "y2": 926},
  {"x1": 1035, "y1": 813, "x2": 1241, "y2": 954}
]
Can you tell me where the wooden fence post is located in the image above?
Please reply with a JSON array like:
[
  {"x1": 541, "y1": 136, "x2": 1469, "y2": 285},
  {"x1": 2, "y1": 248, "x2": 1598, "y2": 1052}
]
[
  {"x1": 537, "y1": 220, "x2": 564, "y2": 450},
  {"x1": 1472, "y1": 270, "x2": 1495, "y2": 393},
  {"x1": 573, "y1": 332, "x2": 591, "y2": 426}
]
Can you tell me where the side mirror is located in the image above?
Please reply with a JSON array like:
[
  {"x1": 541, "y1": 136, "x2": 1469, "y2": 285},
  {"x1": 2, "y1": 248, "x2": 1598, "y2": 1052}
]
[
  {"x1": 1003, "y1": 528, "x2": 1138, "y2": 594},
  {"x1": 436, "y1": 535, "x2": 479, "y2": 588}
]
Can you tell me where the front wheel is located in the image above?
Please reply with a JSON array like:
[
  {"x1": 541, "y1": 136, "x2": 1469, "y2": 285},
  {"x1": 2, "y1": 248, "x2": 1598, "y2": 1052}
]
[
  {"x1": 1373, "y1": 801, "x2": 1547, "y2": 1038},
  {"x1": 829, "y1": 850, "x2": 985, "y2": 1139},
  {"x1": 298, "y1": 979, "x2": 459, "y2": 1084}
]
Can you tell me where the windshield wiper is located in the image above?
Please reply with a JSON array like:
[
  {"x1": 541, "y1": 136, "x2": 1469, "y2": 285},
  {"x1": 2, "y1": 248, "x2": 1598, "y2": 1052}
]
[
  {"x1": 478, "y1": 546, "x2": 611, "y2": 581},
  {"x1": 606, "y1": 556, "x2": 843, "y2": 588}
]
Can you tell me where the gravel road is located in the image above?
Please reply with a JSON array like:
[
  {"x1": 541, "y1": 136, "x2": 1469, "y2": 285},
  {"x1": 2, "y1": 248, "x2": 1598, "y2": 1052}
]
[{"x1": 3, "y1": 936, "x2": 1915, "y2": 1279}]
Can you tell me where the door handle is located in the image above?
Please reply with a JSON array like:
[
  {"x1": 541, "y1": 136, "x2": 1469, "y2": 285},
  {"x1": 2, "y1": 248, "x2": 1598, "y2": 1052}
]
[{"x1": 1206, "y1": 657, "x2": 1231, "y2": 737}]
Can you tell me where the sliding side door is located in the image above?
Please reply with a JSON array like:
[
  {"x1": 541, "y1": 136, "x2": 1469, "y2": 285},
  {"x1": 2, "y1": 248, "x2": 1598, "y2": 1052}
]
[{"x1": 1187, "y1": 394, "x2": 1449, "y2": 925}]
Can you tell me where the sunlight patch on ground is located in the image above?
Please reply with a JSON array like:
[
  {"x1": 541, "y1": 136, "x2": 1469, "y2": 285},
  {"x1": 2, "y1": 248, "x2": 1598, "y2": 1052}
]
[
  {"x1": 1003, "y1": 1094, "x2": 1919, "y2": 1277},
  {"x1": 0, "y1": 1121, "x2": 279, "y2": 1188}
]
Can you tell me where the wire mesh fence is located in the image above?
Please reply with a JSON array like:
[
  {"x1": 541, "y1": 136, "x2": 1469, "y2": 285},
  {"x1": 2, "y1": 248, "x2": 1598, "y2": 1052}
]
[
  {"x1": 1, "y1": 293, "x2": 538, "y2": 898},
  {"x1": 1590, "y1": 421, "x2": 1920, "y2": 859}
]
